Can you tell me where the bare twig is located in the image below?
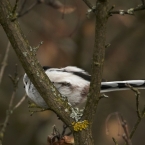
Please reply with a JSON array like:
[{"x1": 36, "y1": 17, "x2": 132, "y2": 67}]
[
  {"x1": 0, "y1": 91, "x2": 16, "y2": 144},
  {"x1": 100, "y1": 93, "x2": 109, "y2": 99},
  {"x1": 105, "y1": 43, "x2": 111, "y2": 48},
  {"x1": 129, "y1": 117, "x2": 141, "y2": 139},
  {"x1": 0, "y1": 65, "x2": 22, "y2": 144},
  {"x1": 9, "y1": 64, "x2": 21, "y2": 91},
  {"x1": 126, "y1": 83, "x2": 141, "y2": 118},
  {"x1": 119, "y1": 115, "x2": 132, "y2": 145},
  {"x1": 0, "y1": 94, "x2": 26, "y2": 144},
  {"x1": 34, "y1": 41, "x2": 43, "y2": 52},
  {"x1": 112, "y1": 137, "x2": 118, "y2": 145},
  {"x1": 28, "y1": 101, "x2": 42, "y2": 108},
  {"x1": 109, "y1": 4, "x2": 145, "y2": 16},
  {"x1": 13, "y1": 94, "x2": 27, "y2": 110},
  {"x1": 122, "y1": 134, "x2": 130, "y2": 145},
  {"x1": 18, "y1": 1, "x2": 39, "y2": 17},
  {"x1": 123, "y1": 86, "x2": 145, "y2": 145},
  {"x1": 28, "y1": 99, "x2": 51, "y2": 116},
  {"x1": 82, "y1": 0, "x2": 93, "y2": 10},
  {"x1": 120, "y1": 116, "x2": 129, "y2": 139},
  {"x1": 12, "y1": 0, "x2": 19, "y2": 14},
  {"x1": 29, "y1": 108, "x2": 47, "y2": 116},
  {"x1": 141, "y1": 105, "x2": 145, "y2": 117},
  {"x1": 18, "y1": 0, "x2": 27, "y2": 14},
  {"x1": 129, "y1": 106, "x2": 145, "y2": 140},
  {"x1": 0, "y1": 41, "x2": 10, "y2": 85},
  {"x1": 108, "y1": 5, "x2": 115, "y2": 13},
  {"x1": 106, "y1": 112, "x2": 132, "y2": 145}
]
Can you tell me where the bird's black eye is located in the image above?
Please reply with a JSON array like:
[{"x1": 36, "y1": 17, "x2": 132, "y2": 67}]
[
  {"x1": 65, "y1": 82, "x2": 71, "y2": 86},
  {"x1": 24, "y1": 81, "x2": 27, "y2": 88},
  {"x1": 58, "y1": 82, "x2": 71, "y2": 86}
]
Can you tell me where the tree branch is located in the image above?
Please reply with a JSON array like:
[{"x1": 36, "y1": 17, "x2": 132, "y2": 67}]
[
  {"x1": 0, "y1": 41, "x2": 10, "y2": 84},
  {"x1": 0, "y1": 0, "x2": 73, "y2": 129},
  {"x1": 0, "y1": 64, "x2": 21, "y2": 144},
  {"x1": 109, "y1": 3, "x2": 145, "y2": 16},
  {"x1": 82, "y1": 0, "x2": 93, "y2": 9},
  {"x1": 129, "y1": 106, "x2": 145, "y2": 140},
  {"x1": 112, "y1": 137, "x2": 119, "y2": 145},
  {"x1": 0, "y1": 91, "x2": 16, "y2": 144},
  {"x1": 83, "y1": 0, "x2": 108, "y2": 122},
  {"x1": 18, "y1": 1, "x2": 40, "y2": 18},
  {"x1": 123, "y1": 86, "x2": 145, "y2": 145},
  {"x1": 13, "y1": 94, "x2": 27, "y2": 110},
  {"x1": 73, "y1": 0, "x2": 109, "y2": 144}
]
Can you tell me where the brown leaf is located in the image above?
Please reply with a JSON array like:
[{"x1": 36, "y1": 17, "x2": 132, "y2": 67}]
[
  {"x1": 63, "y1": 136, "x2": 74, "y2": 144},
  {"x1": 47, "y1": 136, "x2": 74, "y2": 145}
]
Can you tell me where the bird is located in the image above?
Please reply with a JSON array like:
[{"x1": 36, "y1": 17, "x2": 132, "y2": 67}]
[{"x1": 23, "y1": 66, "x2": 145, "y2": 108}]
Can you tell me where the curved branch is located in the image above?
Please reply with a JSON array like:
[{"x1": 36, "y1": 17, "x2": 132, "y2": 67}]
[
  {"x1": 0, "y1": 0, "x2": 73, "y2": 128},
  {"x1": 73, "y1": 0, "x2": 109, "y2": 144}
]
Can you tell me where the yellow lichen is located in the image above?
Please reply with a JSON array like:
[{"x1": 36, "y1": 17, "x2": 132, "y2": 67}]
[{"x1": 72, "y1": 120, "x2": 89, "y2": 131}]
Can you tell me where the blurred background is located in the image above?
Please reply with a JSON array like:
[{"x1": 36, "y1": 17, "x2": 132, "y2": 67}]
[{"x1": 0, "y1": 0, "x2": 145, "y2": 144}]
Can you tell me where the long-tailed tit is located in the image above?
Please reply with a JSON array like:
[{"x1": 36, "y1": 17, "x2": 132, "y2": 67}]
[{"x1": 23, "y1": 66, "x2": 145, "y2": 108}]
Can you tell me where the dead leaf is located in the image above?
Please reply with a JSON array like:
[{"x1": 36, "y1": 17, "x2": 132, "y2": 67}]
[{"x1": 63, "y1": 136, "x2": 74, "y2": 144}]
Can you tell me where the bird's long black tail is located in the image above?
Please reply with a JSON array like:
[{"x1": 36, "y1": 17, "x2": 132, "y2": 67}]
[{"x1": 100, "y1": 80, "x2": 145, "y2": 93}]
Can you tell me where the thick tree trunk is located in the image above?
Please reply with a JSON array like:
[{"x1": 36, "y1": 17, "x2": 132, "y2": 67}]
[{"x1": 73, "y1": 127, "x2": 94, "y2": 145}]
